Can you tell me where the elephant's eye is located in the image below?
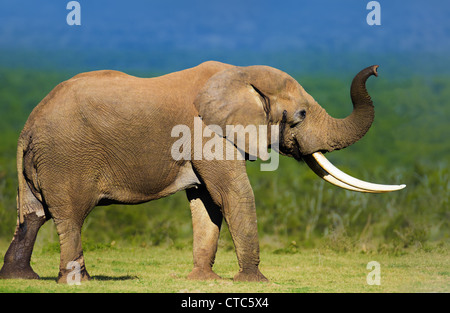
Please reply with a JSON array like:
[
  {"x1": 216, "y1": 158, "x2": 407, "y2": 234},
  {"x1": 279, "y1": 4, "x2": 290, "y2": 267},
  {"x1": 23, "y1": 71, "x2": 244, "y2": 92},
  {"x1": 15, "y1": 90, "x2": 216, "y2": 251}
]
[
  {"x1": 299, "y1": 109, "x2": 306, "y2": 119},
  {"x1": 291, "y1": 109, "x2": 306, "y2": 127}
]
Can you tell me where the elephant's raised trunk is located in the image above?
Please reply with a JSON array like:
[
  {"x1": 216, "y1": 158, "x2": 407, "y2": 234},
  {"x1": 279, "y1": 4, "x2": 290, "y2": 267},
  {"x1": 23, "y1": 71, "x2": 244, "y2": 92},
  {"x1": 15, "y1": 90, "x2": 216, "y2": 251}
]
[
  {"x1": 324, "y1": 65, "x2": 378, "y2": 152},
  {"x1": 303, "y1": 65, "x2": 405, "y2": 193}
]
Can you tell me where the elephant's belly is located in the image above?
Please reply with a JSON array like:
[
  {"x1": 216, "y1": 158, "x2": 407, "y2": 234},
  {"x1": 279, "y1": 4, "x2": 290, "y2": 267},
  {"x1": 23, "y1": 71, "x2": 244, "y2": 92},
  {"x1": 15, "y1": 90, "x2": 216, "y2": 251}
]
[
  {"x1": 150, "y1": 161, "x2": 202, "y2": 199},
  {"x1": 98, "y1": 161, "x2": 201, "y2": 205}
]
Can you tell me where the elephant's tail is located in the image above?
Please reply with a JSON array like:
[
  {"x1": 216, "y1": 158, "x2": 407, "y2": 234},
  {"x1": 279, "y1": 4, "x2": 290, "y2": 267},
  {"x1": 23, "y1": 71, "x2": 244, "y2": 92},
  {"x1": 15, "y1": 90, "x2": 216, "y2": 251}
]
[{"x1": 17, "y1": 134, "x2": 28, "y2": 225}]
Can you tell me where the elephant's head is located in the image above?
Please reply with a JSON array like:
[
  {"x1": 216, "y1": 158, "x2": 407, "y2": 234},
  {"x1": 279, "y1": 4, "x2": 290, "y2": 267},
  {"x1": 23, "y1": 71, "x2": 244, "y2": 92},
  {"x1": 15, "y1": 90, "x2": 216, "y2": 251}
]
[{"x1": 194, "y1": 65, "x2": 405, "y2": 193}]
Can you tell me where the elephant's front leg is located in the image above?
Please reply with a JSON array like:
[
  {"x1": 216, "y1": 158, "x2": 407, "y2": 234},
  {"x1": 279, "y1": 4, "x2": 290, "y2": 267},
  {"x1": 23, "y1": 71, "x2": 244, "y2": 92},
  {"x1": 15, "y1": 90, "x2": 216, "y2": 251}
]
[
  {"x1": 193, "y1": 157, "x2": 268, "y2": 282},
  {"x1": 186, "y1": 186, "x2": 223, "y2": 280},
  {"x1": 221, "y1": 175, "x2": 268, "y2": 282}
]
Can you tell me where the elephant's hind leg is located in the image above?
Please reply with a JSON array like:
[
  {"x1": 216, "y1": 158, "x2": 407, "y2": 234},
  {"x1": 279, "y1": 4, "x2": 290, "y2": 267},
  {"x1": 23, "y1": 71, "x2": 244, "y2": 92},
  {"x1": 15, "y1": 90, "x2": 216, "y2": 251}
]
[
  {"x1": 186, "y1": 186, "x2": 223, "y2": 280},
  {"x1": 0, "y1": 186, "x2": 47, "y2": 280},
  {"x1": 53, "y1": 215, "x2": 91, "y2": 284},
  {"x1": 47, "y1": 196, "x2": 95, "y2": 284},
  {"x1": 51, "y1": 205, "x2": 96, "y2": 284}
]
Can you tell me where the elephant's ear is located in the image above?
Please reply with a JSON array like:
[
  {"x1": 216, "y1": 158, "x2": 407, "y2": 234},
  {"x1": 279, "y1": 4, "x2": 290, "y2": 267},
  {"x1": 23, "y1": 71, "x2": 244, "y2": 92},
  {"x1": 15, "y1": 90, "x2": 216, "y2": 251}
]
[{"x1": 194, "y1": 66, "x2": 272, "y2": 160}]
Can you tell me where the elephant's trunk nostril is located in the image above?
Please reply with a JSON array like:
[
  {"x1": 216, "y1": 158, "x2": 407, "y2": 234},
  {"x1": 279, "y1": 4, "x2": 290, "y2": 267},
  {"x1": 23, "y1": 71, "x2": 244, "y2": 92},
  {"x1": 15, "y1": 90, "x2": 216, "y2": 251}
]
[{"x1": 372, "y1": 65, "x2": 379, "y2": 77}]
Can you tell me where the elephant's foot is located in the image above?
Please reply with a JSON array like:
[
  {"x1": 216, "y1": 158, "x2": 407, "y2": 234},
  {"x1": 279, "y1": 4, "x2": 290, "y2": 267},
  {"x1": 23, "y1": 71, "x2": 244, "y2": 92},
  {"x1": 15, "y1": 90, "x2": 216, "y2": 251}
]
[
  {"x1": 233, "y1": 268, "x2": 268, "y2": 282},
  {"x1": 187, "y1": 267, "x2": 222, "y2": 280},
  {"x1": 0, "y1": 263, "x2": 40, "y2": 280},
  {"x1": 56, "y1": 268, "x2": 91, "y2": 284}
]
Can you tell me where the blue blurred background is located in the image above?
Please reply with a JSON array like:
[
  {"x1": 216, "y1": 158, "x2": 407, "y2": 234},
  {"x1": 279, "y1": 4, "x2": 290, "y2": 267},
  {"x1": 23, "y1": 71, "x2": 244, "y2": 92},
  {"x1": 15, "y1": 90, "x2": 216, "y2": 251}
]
[{"x1": 0, "y1": 0, "x2": 449, "y2": 74}]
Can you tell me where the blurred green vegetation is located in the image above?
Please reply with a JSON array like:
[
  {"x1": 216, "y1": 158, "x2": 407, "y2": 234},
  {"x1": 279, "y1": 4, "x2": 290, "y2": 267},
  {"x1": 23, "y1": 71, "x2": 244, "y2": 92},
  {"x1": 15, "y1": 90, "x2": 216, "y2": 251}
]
[{"x1": 0, "y1": 67, "x2": 448, "y2": 253}]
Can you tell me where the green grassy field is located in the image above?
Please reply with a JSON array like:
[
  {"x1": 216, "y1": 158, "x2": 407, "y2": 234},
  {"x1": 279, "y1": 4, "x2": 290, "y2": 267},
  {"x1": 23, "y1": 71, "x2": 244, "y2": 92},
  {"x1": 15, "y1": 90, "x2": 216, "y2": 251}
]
[{"x1": 0, "y1": 242, "x2": 448, "y2": 293}]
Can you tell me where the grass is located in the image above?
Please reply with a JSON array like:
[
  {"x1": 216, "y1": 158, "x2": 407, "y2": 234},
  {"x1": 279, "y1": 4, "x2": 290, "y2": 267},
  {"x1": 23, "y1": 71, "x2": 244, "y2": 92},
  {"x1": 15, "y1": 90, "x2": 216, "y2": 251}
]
[{"x1": 0, "y1": 241, "x2": 448, "y2": 293}]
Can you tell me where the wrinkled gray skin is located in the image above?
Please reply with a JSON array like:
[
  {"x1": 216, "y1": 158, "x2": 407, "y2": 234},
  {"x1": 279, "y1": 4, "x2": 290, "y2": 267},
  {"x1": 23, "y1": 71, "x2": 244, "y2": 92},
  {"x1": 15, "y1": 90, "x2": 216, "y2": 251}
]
[{"x1": 0, "y1": 61, "x2": 377, "y2": 283}]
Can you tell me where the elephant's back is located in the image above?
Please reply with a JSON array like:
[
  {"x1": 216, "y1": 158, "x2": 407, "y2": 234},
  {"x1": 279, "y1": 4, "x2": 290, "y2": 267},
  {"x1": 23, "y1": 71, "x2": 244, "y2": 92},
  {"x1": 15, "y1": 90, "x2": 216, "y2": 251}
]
[{"x1": 20, "y1": 70, "x2": 199, "y2": 205}]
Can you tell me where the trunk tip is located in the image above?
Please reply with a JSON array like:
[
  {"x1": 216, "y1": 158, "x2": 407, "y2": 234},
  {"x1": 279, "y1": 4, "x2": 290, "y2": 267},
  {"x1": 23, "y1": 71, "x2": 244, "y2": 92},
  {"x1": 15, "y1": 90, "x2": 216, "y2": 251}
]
[{"x1": 372, "y1": 65, "x2": 379, "y2": 77}]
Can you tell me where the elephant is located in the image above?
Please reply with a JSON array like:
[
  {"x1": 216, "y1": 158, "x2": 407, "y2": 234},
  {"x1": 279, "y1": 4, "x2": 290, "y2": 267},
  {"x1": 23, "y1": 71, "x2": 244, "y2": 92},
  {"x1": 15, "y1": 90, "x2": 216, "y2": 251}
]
[{"x1": 0, "y1": 61, "x2": 405, "y2": 283}]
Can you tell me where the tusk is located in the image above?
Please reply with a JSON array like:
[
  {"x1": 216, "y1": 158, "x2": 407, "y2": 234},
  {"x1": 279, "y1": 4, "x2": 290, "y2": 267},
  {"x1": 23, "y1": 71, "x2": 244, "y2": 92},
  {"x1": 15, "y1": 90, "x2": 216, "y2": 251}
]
[
  {"x1": 304, "y1": 155, "x2": 375, "y2": 192},
  {"x1": 304, "y1": 152, "x2": 406, "y2": 193}
]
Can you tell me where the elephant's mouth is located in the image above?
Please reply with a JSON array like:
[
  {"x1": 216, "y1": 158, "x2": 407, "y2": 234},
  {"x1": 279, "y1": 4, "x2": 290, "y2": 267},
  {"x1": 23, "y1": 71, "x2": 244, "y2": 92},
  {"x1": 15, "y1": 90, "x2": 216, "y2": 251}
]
[
  {"x1": 279, "y1": 124, "x2": 404, "y2": 193},
  {"x1": 303, "y1": 152, "x2": 406, "y2": 193}
]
